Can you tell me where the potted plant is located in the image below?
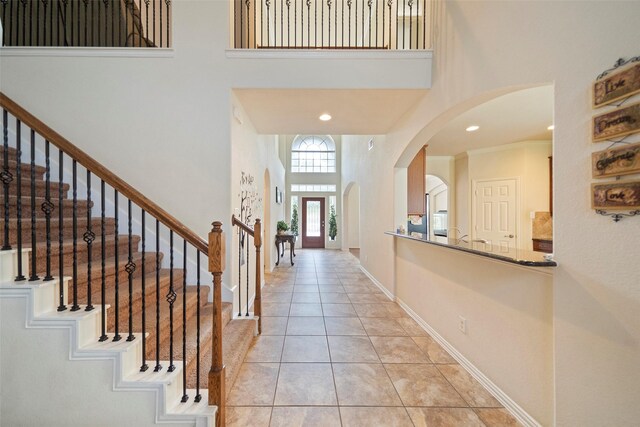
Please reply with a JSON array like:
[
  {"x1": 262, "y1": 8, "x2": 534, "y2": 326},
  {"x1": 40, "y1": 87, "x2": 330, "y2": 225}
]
[
  {"x1": 329, "y1": 205, "x2": 338, "y2": 241},
  {"x1": 276, "y1": 220, "x2": 289, "y2": 235},
  {"x1": 290, "y1": 204, "x2": 299, "y2": 236}
]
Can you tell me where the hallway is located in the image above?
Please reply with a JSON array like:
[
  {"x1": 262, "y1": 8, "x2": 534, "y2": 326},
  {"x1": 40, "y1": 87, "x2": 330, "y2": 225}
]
[{"x1": 226, "y1": 249, "x2": 520, "y2": 426}]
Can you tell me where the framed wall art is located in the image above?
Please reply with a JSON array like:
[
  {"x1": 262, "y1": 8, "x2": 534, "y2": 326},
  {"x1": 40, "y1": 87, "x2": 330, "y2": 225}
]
[
  {"x1": 592, "y1": 142, "x2": 640, "y2": 178},
  {"x1": 592, "y1": 180, "x2": 640, "y2": 210},
  {"x1": 592, "y1": 102, "x2": 640, "y2": 142},
  {"x1": 593, "y1": 61, "x2": 640, "y2": 108}
]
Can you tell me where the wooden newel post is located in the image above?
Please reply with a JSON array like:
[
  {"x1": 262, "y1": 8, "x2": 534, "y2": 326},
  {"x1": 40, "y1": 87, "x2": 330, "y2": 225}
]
[
  {"x1": 208, "y1": 221, "x2": 226, "y2": 427},
  {"x1": 253, "y1": 219, "x2": 262, "y2": 335}
]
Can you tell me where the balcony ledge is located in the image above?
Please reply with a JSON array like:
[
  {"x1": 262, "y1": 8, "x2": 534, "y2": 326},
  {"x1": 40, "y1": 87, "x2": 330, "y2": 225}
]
[{"x1": 225, "y1": 48, "x2": 433, "y2": 60}]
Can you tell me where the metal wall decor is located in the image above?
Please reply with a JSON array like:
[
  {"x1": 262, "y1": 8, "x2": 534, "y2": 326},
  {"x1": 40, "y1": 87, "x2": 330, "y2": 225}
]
[{"x1": 592, "y1": 56, "x2": 640, "y2": 222}]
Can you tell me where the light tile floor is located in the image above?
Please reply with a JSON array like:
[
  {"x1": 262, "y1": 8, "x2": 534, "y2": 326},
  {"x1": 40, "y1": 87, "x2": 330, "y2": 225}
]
[{"x1": 227, "y1": 249, "x2": 521, "y2": 427}]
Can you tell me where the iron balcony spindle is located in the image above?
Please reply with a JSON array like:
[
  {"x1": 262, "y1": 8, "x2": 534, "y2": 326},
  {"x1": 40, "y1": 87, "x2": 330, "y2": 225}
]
[
  {"x1": 154, "y1": 218, "x2": 162, "y2": 372},
  {"x1": 113, "y1": 189, "x2": 121, "y2": 341},
  {"x1": 195, "y1": 250, "x2": 202, "y2": 402},
  {"x1": 124, "y1": 0, "x2": 129, "y2": 46},
  {"x1": 167, "y1": 229, "x2": 176, "y2": 372},
  {"x1": 144, "y1": 0, "x2": 150, "y2": 51},
  {"x1": 126, "y1": 199, "x2": 136, "y2": 341},
  {"x1": 181, "y1": 239, "x2": 188, "y2": 403},
  {"x1": 165, "y1": 0, "x2": 171, "y2": 48},
  {"x1": 159, "y1": 0, "x2": 162, "y2": 47},
  {"x1": 15, "y1": 119, "x2": 25, "y2": 281},
  {"x1": 347, "y1": 0, "x2": 351, "y2": 47},
  {"x1": 83, "y1": 0, "x2": 88, "y2": 46},
  {"x1": 103, "y1": 0, "x2": 109, "y2": 47},
  {"x1": 0, "y1": 2, "x2": 7, "y2": 49},
  {"x1": 29, "y1": 130, "x2": 40, "y2": 281},
  {"x1": 140, "y1": 209, "x2": 148, "y2": 372},
  {"x1": 84, "y1": 170, "x2": 95, "y2": 311},
  {"x1": 246, "y1": 236, "x2": 249, "y2": 316},
  {"x1": 42, "y1": 140, "x2": 54, "y2": 281},
  {"x1": 99, "y1": 179, "x2": 108, "y2": 341},
  {"x1": 70, "y1": 159, "x2": 79, "y2": 311},
  {"x1": 57, "y1": 149, "x2": 66, "y2": 311},
  {"x1": 1, "y1": 109, "x2": 12, "y2": 251},
  {"x1": 237, "y1": 229, "x2": 241, "y2": 317}
]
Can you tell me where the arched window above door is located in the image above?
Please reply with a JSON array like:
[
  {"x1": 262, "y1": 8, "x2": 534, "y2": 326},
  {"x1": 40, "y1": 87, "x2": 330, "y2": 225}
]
[{"x1": 291, "y1": 135, "x2": 336, "y2": 173}]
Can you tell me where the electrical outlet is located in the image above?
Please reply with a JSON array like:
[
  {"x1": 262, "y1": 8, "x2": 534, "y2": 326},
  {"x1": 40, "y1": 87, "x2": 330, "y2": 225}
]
[{"x1": 458, "y1": 316, "x2": 467, "y2": 334}]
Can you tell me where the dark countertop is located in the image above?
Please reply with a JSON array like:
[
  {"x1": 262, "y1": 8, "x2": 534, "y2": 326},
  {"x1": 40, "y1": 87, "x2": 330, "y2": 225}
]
[{"x1": 386, "y1": 231, "x2": 557, "y2": 268}]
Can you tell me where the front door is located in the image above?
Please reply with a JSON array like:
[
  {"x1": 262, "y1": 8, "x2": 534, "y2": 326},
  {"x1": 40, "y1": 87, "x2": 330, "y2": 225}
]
[
  {"x1": 302, "y1": 197, "x2": 325, "y2": 248},
  {"x1": 472, "y1": 178, "x2": 518, "y2": 253}
]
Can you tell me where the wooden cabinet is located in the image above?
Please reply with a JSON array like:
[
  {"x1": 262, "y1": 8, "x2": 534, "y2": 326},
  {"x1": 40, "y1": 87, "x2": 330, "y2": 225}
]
[
  {"x1": 533, "y1": 239, "x2": 553, "y2": 253},
  {"x1": 408, "y1": 146, "x2": 426, "y2": 215}
]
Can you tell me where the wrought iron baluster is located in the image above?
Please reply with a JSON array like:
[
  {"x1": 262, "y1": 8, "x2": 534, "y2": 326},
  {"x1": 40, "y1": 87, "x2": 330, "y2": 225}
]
[
  {"x1": 36, "y1": 0, "x2": 40, "y2": 45},
  {"x1": 1, "y1": 1, "x2": 8, "y2": 47},
  {"x1": 99, "y1": 179, "x2": 107, "y2": 341},
  {"x1": 409, "y1": 0, "x2": 413, "y2": 49},
  {"x1": 237, "y1": 229, "x2": 241, "y2": 317},
  {"x1": 15, "y1": 119, "x2": 25, "y2": 281},
  {"x1": 69, "y1": 160, "x2": 79, "y2": 310},
  {"x1": 280, "y1": 0, "x2": 283, "y2": 47},
  {"x1": 286, "y1": 0, "x2": 290, "y2": 48},
  {"x1": 159, "y1": 0, "x2": 162, "y2": 47},
  {"x1": 57, "y1": 150, "x2": 66, "y2": 311},
  {"x1": 152, "y1": 0, "x2": 156, "y2": 46},
  {"x1": 83, "y1": 0, "x2": 88, "y2": 46},
  {"x1": 140, "y1": 209, "x2": 148, "y2": 371},
  {"x1": 266, "y1": 0, "x2": 270, "y2": 47},
  {"x1": 354, "y1": 0, "x2": 357, "y2": 46},
  {"x1": 181, "y1": 239, "x2": 188, "y2": 403},
  {"x1": 1, "y1": 109, "x2": 12, "y2": 251},
  {"x1": 126, "y1": 199, "x2": 135, "y2": 341},
  {"x1": 195, "y1": 250, "x2": 202, "y2": 402},
  {"x1": 167, "y1": 229, "x2": 176, "y2": 372},
  {"x1": 234, "y1": 0, "x2": 237, "y2": 47},
  {"x1": 144, "y1": 0, "x2": 150, "y2": 46},
  {"x1": 42, "y1": 141, "x2": 54, "y2": 281},
  {"x1": 246, "y1": 234, "x2": 250, "y2": 316},
  {"x1": 347, "y1": 0, "x2": 351, "y2": 47},
  {"x1": 382, "y1": 0, "x2": 385, "y2": 48},
  {"x1": 274, "y1": 0, "x2": 277, "y2": 46},
  {"x1": 239, "y1": 0, "x2": 243, "y2": 47},
  {"x1": 165, "y1": 0, "x2": 171, "y2": 46},
  {"x1": 154, "y1": 218, "x2": 162, "y2": 371},
  {"x1": 422, "y1": 0, "x2": 426, "y2": 49},
  {"x1": 306, "y1": 0, "x2": 310, "y2": 48},
  {"x1": 28, "y1": 130, "x2": 39, "y2": 282},
  {"x1": 84, "y1": 170, "x2": 95, "y2": 310},
  {"x1": 294, "y1": 0, "x2": 297, "y2": 47},
  {"x1": 368, "y1": 0, "x2": 372, "y2": 47},
  {"x1": 103, "y1": 0, "x2": 109, "y2": 47},
  {"x1": 253, "y1": 0, "x2": 257, "y2": 48},
  {"x1": 387, "y1": 0, "x2": 392, "y2": 49},
  {"x1": 113, "y1": 189, "x2": 121, "y2": 341},
  {"x1": 328, "y1": 0, "x2": 332, "y2": 47}
]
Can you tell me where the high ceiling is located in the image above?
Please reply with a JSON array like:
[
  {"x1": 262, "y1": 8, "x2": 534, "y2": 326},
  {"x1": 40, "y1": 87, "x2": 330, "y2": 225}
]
[
  {"x1": 425, "y1": 85, "x2": 554, "y2": 156},
  {"x1": 234, "y1": 89, "x2": 427, "y2": 135},
  {"x1": 233, "y1": 85, "x2": 553, "y2": 154}
]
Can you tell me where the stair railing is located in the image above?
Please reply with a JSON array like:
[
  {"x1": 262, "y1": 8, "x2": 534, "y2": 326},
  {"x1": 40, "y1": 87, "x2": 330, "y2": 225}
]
[
  {"x1": 0, "y1": 0, "x2": 172, "y2": 48},
  {"x1": 0, "y1": 92, "x2": 214, "y2": 407},
  {"x1": 207, "y1": 221, "x2": 225, "y2": 427},
  {"x1": 231, "y1": 214, "x2": 262, "y2": 334}
]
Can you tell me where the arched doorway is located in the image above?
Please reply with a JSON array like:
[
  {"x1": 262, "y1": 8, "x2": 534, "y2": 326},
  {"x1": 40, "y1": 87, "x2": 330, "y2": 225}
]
[
  {"x1": 263, "y1": 168, "x2": 272, "y2": 272},
  {"x1": 342, "y1": 182, "x2": 360, "y2": 256}
]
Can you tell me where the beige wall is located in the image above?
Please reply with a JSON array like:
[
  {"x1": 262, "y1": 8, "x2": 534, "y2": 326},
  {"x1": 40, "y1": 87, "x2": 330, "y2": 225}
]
[
  {"x1": 347, "y1": 184, "x2": 360, "y2": 248},
  {"x1": 362, "y1": 2, "x2": 640, "y2": 425},
  {"x1": 466, "y1": 141, "x2": 552, "y2": 251}
]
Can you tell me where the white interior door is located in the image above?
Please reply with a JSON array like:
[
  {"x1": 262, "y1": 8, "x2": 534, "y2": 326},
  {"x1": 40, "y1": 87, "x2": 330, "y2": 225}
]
[{"x1": 473, "y1": 178, "x2": 518, "y2": 252}]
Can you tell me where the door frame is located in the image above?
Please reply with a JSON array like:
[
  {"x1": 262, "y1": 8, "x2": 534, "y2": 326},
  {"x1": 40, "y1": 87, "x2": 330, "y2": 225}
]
[
  {"x1": 471, "y1": 177, "x2": 520, "y2": 250},
  {"x1": 301, "y1": 197, "x2": 326, "y2": 248}
]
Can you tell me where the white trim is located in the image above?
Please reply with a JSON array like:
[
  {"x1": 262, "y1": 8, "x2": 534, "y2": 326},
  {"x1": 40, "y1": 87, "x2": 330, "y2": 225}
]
[
  {"x1": 0, "y1": 47, "x2": 175, "y2": 58},
  {"x1": 225, "y1": 48, "x2": 433, "y2": 60},
  {"x1": 395, "y1": 297, "x2": 542, "y2": 427},
  {"x1": 357, "y1": 265, "x2": 541, "y2": 427},
  {"x1": 359, "y1": 265, "x2": 395, "y2": 301}
]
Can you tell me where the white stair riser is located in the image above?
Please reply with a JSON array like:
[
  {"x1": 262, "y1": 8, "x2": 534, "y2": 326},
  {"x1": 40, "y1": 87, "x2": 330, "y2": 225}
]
[{"x1": 0, "y1": 248, "x2": 30, "y2": 282}]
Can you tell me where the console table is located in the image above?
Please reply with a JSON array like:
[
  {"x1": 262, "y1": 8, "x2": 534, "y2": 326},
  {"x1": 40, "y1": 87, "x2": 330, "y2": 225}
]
[{"x1": 275, "y1": 234, "x2": 296, "y2": 266}]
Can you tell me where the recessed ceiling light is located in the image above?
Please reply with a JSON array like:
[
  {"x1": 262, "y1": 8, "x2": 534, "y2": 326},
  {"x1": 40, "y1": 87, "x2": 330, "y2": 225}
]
[
  {"x1": 319, "y1": 113, "x2": 332, "y2": 121},
  {"x1": 466, "y1": 125, "x2": 480, "y2": 132},
  {"x1": 547, "y1": 125, "x2": 554, "y2": 130}
]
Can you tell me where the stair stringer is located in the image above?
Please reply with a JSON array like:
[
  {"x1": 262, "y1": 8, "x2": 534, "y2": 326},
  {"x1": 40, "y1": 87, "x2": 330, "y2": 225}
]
[{"x1": 0, "y1": 252, "x2": 215, "y2": 427}]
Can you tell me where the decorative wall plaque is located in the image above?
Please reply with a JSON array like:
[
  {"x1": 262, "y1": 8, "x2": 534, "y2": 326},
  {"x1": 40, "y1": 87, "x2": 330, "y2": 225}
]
[
  {"x1": 593, "y1": 61, "x2": 640, "y2": 108},
  {"x1": 592, "y1": 180, "x2": 640, "y2": 210},
  {"x1": 592, "y1": 142, "x2": 640, "y2": 178},
  {"x1": 592, "y1": 102, "x2": 640, "y2": 142}
]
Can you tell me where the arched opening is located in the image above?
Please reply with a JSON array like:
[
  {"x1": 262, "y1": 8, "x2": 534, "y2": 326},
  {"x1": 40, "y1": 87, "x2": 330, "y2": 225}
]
[
  {"x1": 396, "y1": 85, "x2": 554, "y2": 254},
  {"x1": 342, "y1": 182, "x2": 361, "y2": 257},
  {"x1": 263, "y1": 168, "x2": 272, "y2": 272}
]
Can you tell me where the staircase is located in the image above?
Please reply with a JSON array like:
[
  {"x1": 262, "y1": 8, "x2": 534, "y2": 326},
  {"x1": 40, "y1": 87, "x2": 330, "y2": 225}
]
[{"x1": 0, "y1": 96, "x2": 257, "y2": 426}]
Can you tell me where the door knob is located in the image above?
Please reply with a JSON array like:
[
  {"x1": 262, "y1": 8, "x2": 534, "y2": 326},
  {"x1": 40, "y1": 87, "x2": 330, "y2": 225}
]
[{"x1": 504, "y1": 234, "x2": 514, "y2": 238}]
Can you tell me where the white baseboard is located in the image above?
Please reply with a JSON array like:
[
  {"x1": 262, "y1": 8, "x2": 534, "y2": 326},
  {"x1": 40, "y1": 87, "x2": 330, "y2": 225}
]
[
  {"x1": 358, "y1": 265, "x2": 540, "y2": 427},
  {"x1": 395, "y1": 297, "x2": 541, "y2": 427},
  {"x1": 359, "y1": 266, "x2": 395, "y2": 301}
]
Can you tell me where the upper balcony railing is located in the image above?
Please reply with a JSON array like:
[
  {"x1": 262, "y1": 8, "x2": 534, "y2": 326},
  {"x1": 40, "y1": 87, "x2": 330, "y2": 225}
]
[
  {"x1": 0, "y1": 0, "x2": 172, "y2": 48},
  {"x1": 232, "y1": 0, "x2": 434, "y2": 50}
]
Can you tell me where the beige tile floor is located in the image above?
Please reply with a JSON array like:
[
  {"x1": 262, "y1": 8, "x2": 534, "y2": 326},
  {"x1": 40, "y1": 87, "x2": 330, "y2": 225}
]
[{"x1": 227, "y1": 249, "x2": 521, "y2": 427}]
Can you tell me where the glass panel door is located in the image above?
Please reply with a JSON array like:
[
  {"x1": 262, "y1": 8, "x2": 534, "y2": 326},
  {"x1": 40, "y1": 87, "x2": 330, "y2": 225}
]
[{"x1": 302, "y1": 197, "x2": 325, "y2": 248}]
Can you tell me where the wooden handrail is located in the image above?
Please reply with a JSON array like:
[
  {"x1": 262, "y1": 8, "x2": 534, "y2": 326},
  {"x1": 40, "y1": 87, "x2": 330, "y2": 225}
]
[
  {"x1": 231, "y1": 214, "x2": 255, "y2": 236},
  {"x1": 0, "y1": 92, "x2": 207, "y2": 254}
]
